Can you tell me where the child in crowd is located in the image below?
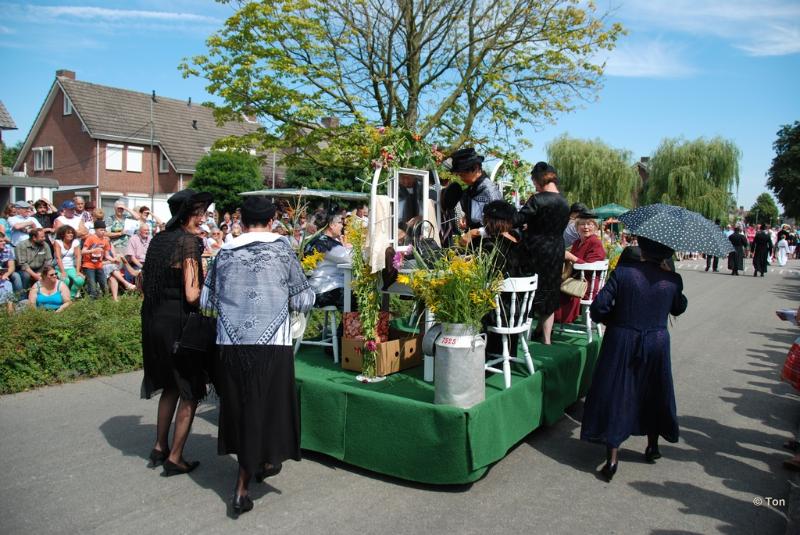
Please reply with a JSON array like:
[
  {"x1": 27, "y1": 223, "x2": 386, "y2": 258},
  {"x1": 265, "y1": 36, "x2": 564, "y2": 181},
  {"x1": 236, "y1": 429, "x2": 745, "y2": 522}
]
[{"x1": 81, "y1": 220, "x2": 114, "y2": 298}]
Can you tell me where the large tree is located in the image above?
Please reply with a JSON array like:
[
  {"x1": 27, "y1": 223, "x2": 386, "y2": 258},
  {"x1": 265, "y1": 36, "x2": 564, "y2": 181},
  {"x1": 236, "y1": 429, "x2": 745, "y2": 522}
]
[
  {"x1": 1, "y1": 140, "x2": 23, "y2": 170},
  {"x1": 546, "y1": 135, "x2": 639, "y2": 208},
  {"x1": 643, "y1": 137, "x2": 740, "y2": 222},
  {"x1": 190, "y1": 151, "x2": 264, "y2": 214},
  {"x1": 745, "y1": 192, "x2": 780, "y2": 226},
  {"x1": 182, "y1": 0, "x2": 623, "y2": 163},
  {"x1": 767, "y1": 121, "x2": 800, "y2": 218}
]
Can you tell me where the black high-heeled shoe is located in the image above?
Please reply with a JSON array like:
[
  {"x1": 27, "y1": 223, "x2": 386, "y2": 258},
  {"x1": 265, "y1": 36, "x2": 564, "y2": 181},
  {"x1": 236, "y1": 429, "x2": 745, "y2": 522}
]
[
  {"x1": 148, "y1": 448, "x2": 168, "y2": 468},
  {"x1": 162, "y1": 459, "x2": 200, "y2": 477},
  {"x1": 232, "y1": 494, "x2": 254, "y2": 515},
  {"x1": 255, "y1": 462, "x2": 283, "y2": 483},
  {"x1": 600, "y1": 461, "x2": 618, "y2": 482},
  {"x1": 644, "y1": 446, "x2": 662, "y2": 463}
]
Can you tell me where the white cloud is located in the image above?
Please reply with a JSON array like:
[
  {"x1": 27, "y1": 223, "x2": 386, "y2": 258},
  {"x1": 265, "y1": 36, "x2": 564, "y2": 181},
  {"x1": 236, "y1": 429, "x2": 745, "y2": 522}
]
[
  {"x1": 36, "y1": 5, "x2": 218, "y2": 23},
  {"x1": 617, "y1": 0, "x2": 800, "y2": 57},
  {"x1": 0, "y1": 25, "x2": 13, "y2": 34},
  {"x1": 599, "y1": 40, "x2": 695, "y2": 78}
]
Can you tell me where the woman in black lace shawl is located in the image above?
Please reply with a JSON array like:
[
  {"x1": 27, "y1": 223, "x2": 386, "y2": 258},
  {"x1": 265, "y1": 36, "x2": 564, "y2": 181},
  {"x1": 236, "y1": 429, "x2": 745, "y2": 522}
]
[{"x1": 140, "y1": 189, "x2": 211, "y2": 476}]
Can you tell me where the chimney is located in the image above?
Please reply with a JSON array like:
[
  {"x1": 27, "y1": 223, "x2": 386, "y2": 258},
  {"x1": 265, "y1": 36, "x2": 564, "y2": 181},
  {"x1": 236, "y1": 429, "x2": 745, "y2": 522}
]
[
  {"x1": 640, "y1": 156, "x2": 650, "y2": 164},
  {"x1": 56, "y1": 69, "x2": 76, "y2": 80},
  {"x1": 192, "y1": 120, "x2": 198, "y2": 129},
  {"x1": 321, "y1": 117, "x2": 340, "y2": 129},
  {"x1": 188, "y1": 97, "x2": 192, "y2": 107}
]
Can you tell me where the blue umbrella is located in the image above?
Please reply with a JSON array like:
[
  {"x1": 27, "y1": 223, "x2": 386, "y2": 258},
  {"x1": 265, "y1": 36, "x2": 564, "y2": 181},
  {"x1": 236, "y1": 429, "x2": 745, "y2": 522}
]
[{"x1": 619, "y1": 204, "x2": 734, "y2": 257}]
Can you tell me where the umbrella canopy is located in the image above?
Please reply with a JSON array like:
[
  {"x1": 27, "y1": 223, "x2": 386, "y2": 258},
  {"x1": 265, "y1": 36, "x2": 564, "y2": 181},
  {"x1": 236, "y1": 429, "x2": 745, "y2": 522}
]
[
  {"x1": 592, "y1": 203, "x2": 629, "y2": 220},
  {"x1": 619, "y1": 204, "x2": 734, "y2": 257}
]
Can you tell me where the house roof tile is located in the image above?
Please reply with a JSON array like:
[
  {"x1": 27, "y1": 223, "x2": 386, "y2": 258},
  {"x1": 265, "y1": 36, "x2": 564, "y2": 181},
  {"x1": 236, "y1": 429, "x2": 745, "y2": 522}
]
[
  {"x1": 0, "y1": 100, "x2": 17, "y2": 130},
  {"x1": 58, "y1": 77, "x2": 260, "y2": 173}
]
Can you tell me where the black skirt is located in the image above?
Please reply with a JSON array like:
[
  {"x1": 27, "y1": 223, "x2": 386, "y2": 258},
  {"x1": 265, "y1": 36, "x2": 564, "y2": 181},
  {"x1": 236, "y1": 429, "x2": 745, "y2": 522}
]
[{"x1": 215, "y1": 345, "x2": 301, "y2": 474}]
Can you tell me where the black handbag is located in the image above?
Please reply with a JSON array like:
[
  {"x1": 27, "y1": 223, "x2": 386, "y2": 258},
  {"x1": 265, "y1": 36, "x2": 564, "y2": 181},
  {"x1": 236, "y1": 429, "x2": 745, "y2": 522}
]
[{"x1": 174, "y1": 312, "x2": 217, "y2": 354}]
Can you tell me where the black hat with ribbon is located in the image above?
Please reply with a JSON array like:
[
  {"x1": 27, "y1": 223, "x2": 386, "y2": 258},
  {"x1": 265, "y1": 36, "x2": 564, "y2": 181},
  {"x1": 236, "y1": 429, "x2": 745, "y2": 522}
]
[
  {"x1": 165, "y1": 189, "x2": 213, "y2": 230},
  {"x1": 450, "y1": 147, "x2": 485, "y2": 172}
]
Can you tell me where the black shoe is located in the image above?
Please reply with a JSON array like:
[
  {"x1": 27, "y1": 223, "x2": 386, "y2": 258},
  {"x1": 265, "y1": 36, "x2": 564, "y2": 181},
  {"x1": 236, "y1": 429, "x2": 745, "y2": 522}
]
[
  {"x1": 705, "y1": 267, "x2": 709, "y2": 272},
  {"x1": 255, "y1": 462, "x2": 283, "y2": 483},
  {"x1": 644, "y1": 446, "x2": 662, "y2": 463},
  {"x1": 600, "y1": 462, "x2": 618, "y2": 482},
  {"x1": 761, "y1": 273, "x2": 765, "y2": 277},
  {"x1": 232, "y1": 494, "x2": 254, "y2": 516},
  {"x1": 162, "y1": 459, "x2": 200, "y2": 477},
  {"x1": 148, "y1": 448, "x2": 169, "y2": 468},
  {"x1": 754, "y1": 272, "x2": 758, "y2": 277}
]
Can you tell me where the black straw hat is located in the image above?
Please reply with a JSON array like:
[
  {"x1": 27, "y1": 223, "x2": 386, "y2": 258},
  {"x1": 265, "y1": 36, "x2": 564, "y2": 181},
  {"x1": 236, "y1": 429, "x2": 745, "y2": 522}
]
[
  {"x1": 241, "y1": 196, "x2": 276, "y2": 225},
  {"x1": 450, "y1": 147, "x2": 484, "y2": 172},
  {"x1": 165, "y1": 189, "x2": 213, "y2": 230}
]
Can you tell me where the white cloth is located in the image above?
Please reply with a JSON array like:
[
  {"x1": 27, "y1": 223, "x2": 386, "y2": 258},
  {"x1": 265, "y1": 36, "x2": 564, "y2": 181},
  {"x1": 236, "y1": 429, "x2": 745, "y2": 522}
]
[
  {"x1": 55, "y1": 239, "x2": 80, "y2": 269},
  {"x1": 367, "y1": 194, "x2": 392, "y2": 273},
  {"x1": 777, "y1": 238, "x2": 789, "y2": 266},
  {"x1": 55, "y1": 214, "x2": 84, "y2": 232}
]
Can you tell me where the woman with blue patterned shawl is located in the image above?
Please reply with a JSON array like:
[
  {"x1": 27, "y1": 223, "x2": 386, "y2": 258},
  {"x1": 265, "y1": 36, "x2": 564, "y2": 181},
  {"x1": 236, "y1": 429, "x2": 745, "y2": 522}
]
[{"x1": 202, "y1": 196, "x2": 316, "y2": 516}]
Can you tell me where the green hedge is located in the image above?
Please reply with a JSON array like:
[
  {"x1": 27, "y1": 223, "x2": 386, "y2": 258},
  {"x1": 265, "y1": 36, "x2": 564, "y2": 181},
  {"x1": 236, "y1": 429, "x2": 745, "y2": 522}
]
[{"x1": 0, "y1": 296, "x2": 143, "y2": 394}]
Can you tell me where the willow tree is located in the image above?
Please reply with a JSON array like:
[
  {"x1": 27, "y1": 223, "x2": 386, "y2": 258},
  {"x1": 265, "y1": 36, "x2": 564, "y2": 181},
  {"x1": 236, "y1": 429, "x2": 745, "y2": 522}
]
[
  {"x1": 546, "y1": 135, "x2": 638, "y2": 208},
  {"x1": 643, "y1": 137, "x2": 740, "y2": 222},
  {"x1": 181, "y1": 0, "x2": 623, "y2": 164}
]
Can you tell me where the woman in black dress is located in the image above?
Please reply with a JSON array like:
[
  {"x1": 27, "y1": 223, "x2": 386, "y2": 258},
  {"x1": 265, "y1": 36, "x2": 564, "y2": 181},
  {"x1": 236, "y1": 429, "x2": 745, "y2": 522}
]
[
  {"x1": 515, "y1": 162, "x2": 570, "y2": 344},
  {"x1": 141, "y1": 189, "x2": 212, "y2": 475},
  {"x1": 727, "y1": 226, "x2": 748, "y2": 276}
]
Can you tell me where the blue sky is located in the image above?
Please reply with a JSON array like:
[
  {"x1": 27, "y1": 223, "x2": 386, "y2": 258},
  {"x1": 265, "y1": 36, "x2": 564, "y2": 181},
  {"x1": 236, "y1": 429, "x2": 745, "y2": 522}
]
[{"x1": 1, "y1": 0, "x2": 798, "y2": 209}]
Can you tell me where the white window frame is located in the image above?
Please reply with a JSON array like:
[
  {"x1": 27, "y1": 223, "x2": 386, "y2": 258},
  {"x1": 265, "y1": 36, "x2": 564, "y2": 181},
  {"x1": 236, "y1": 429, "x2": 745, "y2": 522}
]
[
  {"x1": 63, "y1": 95, "x2": 73, "y2": 115},
  {"x1": 106, "y1": 144, "x2": 123, "y2": 171},
  {"x1": 159, "y1": 150, "x2": 169, "y2": 173},
  {"x1": 32, "y1": 147, "x2": 54, "y2": 171},
  {"x1": 127, "y1": 145, "x2": 143, "y2": 173}
]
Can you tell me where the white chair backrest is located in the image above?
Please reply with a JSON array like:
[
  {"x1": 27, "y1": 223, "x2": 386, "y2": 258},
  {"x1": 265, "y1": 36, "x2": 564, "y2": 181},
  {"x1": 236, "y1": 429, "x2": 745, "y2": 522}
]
[
  {"x1": 493, "y1": 275, "x2": 538, "y2": 329},
  {"x1": 572, "y1": 260, "x2": 609, "y2": 304}
]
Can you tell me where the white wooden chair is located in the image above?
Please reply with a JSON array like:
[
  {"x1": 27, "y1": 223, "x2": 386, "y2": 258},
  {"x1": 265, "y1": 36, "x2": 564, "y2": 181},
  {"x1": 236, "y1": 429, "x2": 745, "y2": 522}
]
[
  {"x1": 560, "y1": 260, "x2": 609, "y2": 343},
  {"x1": 294, "y1": 305, "x2": 339, "y2": 364},
  {"x1": 485, "y1": 275, "x2": 538, "y2": 389}
]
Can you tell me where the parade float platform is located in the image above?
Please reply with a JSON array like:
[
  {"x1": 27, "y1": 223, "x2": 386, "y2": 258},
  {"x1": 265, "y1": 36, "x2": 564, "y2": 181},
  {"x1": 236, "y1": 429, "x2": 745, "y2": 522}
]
[{"x1": 294, "y1": 332, "x2": 600, "y2": 485}]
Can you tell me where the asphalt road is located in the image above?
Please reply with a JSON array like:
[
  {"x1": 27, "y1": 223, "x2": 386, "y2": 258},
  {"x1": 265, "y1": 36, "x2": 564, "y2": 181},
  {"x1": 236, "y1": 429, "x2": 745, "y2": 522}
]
[{"x1": 1, "y1": 258, "x2": 799, "y2": 534}]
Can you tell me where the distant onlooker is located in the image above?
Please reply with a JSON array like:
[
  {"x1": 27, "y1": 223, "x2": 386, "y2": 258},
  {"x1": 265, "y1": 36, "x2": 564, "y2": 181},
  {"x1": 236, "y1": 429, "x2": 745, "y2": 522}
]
[
  {"x1": 0, "y1": 231, "x2": 19, "y2": 311},
  {"x1": 54, "y1": 225, "x2": 85, "y2": 299},
  {"x1": 126, "y1": 224, "x2": 151, "y2": 275},
  {"x1": 105, "y1": 199, "x2": 136, "y2": 255},
  {"x1": 73, "y1": 196, "x2": 94, "y2": 224},
  {"x1": 54, "y1": 200, "x2": 88, "y2": 239},
  {"x1": 29, "y1": 265, "x2": 71, "y2": 312},
  {"x1": 0, "y1": 204, "x2": 11, "y2": 235},
  {"x1": 82, "y1": 220, "x2": 114, "y2": 298},
  {"x1": 16, "y1": 228, "x2": 53, "y2": 290},
  {"x1": 137, "y1": 205, "x2": 163, "y2": 236},
  {"x1": 7, "y1": 201, "x2": 41, "y2": 246},
  {"x1": 33, "y1": 199, "x2": 57, "y2": 236}
]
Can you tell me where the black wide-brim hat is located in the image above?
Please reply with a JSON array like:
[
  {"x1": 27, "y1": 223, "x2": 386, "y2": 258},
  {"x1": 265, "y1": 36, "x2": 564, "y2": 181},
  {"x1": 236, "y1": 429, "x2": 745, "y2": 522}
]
[
  {"x1": 483, "y1": 200, "x2": 516, "y2": 221},
  {"x1": 638, "y1": 236, "x2": 674, "y2": 261},
  {"x1": 165, "y1": 189, "x2": 213, "y2": 230},
  {"x1": 450, "y1": 147, "x2": 484, "y2": 172}
]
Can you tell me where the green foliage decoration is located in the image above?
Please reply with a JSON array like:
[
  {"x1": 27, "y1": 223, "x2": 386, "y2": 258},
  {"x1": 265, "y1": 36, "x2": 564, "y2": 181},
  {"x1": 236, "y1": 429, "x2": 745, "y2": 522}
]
[
  {"x1": 767, "y1": 121, "x2": 800, "y2": 218},
  {"x1": 0, "y1": 296, "x2": 142, "y2": 394},
  {"x1": 190, "y1": 151, "x2": 264, "y2": 214},
  {"x1": 546, "y1": 135, "x2": 639, "y2": 208},
  {"x1": 643, "y1": 137, "x2": 741, "y2": 222}
]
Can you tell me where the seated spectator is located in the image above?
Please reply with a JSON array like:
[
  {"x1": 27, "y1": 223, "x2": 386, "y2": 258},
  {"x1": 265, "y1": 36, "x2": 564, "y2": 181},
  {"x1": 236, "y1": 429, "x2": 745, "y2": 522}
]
[
  {"x1": 16, "y1": 228, "x2": 53, "y2": 291},
  {"x1": 105, "y1": 199, "x2": 136, "y2": 256},
  {"x1": 136, "y1": 205, "x2": 163, "y2": 236},
  {"x1": 54, "y1": 225, "x2": 86, "y2": 299},
  {"x1": 554, "y1": 212, "x2": 607, "y2": 325},
  {"x1": 33, "y1": 199, "x2": 57, "y2": 239},
  {"x1": 564, "y1": 202, "x2": 587, "y2": 248},
  {"x1": 125, "y1": 224, "x2": 151, "y2": 276},
  {"x1": 208, "y1": 227, "x2": 224, "y2": 255},
  {"x1": 0, "y1": 231, "x2": 19, "y2": 312},
  {"x1": 103, "y1": 256, "x2": 138, "y2": 301},
  {"x1": 81, "y1": 220, "x2": 114, "y2": 298},
  {"x1": 230, "y1": 222, "x2": 243, "y2": 240},
  {"x1": 54, "y1": 200, "x2": 89, "y2": 238},
  {"x1": 8, "y1": 201, "x2": 42, "y2": 246},
  {"x1": 304, "y1": 211, "x2": 352, "y2": 308},
  {"x1": 73, "y1": 196, "x2": 94, "y2": 225},
  {"x1": 0, "y1": 203, "x2": 11, "y2": 235},
  {"x1": 28, "y1": 265, "x2": 71, "y2": 312}
]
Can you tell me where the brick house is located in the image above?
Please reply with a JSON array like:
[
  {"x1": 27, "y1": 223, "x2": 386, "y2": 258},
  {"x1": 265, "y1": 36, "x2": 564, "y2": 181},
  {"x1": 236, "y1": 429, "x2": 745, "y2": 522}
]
[{"x1": 13, "y1": 70, "x2": 271, "y2": 219}]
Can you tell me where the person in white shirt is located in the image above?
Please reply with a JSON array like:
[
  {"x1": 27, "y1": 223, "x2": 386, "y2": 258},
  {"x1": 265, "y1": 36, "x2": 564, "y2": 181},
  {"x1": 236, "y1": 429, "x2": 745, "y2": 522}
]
[
  {"x1": 7, "y1": 201, "x2": 42, "y2": 246},
  {"x1": 54, "y1": 200, "x2": 88, "y2": 238}
]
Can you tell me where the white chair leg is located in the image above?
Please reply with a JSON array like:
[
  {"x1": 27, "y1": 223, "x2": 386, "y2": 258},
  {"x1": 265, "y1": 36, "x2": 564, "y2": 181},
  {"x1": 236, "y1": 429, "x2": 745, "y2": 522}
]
[
  {"x1": 330, "y1": 309, "x2": 339, "y2": 364},
  {"x1": 585, "y1": 309, "x2": 593, "y2": 343},
  {"x1": 502, "y1": 334, "x2": 511, "y2": 389},
  {"x1": 520, "y1": 333, "x2": 535, "y2": 375}
]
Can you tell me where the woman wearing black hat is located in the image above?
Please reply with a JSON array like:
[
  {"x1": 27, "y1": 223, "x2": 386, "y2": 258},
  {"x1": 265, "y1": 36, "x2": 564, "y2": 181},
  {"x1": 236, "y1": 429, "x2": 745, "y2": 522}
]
[
  {"x1": 581, "y1": 236, "x2": 687, "y2": 481},
  {"x1": 554, "y1": 212, "x2": 606, "y2": 325},
  {"x1": 514, "y1": 162, "x2": 570, "y2": 344},
  {"x1": 202, "y1": 196, "x2": 316, "y2": 515},
  {"x1": 449, "y1": 148, "x2": 502, "y2": 238},
  {"x1": 140, "y1": 188, "x2": 212, "y2": 476}
]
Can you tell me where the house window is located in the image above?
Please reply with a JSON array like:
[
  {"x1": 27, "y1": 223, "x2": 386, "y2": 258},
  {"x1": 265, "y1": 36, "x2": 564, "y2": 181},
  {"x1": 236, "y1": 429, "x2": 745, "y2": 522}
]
[
  {"x1": 159, "y1": 150, "x2": 169, "y2": 173},
  {"x1": 63, "y1": 95, "x2": 73, "y2": 115},
  {"x1": 106, "y1": 144, "x2": 123, "y2": 171},
  {"x1": 32, "y1": 147, "x2": 54, "y2": 171},
  {"x1": 127, "y1": 146, "x2": 143, "y2": 172}
]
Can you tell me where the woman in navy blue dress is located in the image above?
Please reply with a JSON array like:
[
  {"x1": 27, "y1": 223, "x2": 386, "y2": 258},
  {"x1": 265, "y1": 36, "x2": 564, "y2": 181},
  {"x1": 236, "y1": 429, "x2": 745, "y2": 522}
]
[{"x1": 581, "y1": 237, "x2": 688, "y2": 481}]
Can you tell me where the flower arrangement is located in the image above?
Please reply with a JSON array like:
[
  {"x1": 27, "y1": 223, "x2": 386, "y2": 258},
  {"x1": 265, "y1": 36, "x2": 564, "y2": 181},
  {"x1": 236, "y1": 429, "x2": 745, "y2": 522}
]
[
  {"x1": 362, "y1": 126, "x2": 444, "y2": 179},
  {"x1": 301, "y1": 249, "x2": 325, "y2": 272},
  {"x1": 409, "y1": 244, "x2": 504, "y2": 331},
  {"x1": 496, "y1": 153, "x2": 534, "y2": 203},
  {"x1": 344, "y1": 215, "x2": 382, "y2": 378}
]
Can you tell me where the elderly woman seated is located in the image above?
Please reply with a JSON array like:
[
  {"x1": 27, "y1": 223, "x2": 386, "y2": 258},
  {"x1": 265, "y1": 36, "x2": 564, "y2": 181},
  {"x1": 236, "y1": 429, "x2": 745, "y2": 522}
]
[
  {"x1": 304, "y1": 211, "x2": 352, "y2": 309},
  {"x1": 554, "y1": 212, "x2": 606, "y2": 325}
]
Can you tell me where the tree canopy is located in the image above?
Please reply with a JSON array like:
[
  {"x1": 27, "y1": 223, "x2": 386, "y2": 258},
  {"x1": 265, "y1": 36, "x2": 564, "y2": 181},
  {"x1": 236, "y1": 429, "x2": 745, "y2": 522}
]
[
  {"x1": 643, "y1": 137, "x2": 740, "y2": 222},
  {"x1": 1, "y1": 140, "x2": 22, "y2": 170},
  {"x1": 190, "y1": 151, "x2": 264, "y2": 214},
  {"x1": 767, "y1": 121, "x2": 800, "y2": 218},
  {"x1": 546, "y1": 135, "x2": 638, "y2": 208},
  {"x1": 745, "y1": 192, "x2": 779, "y2": 226},
  {"x1": 182, "y1": 0, "x2": 623, "y2": 163}
]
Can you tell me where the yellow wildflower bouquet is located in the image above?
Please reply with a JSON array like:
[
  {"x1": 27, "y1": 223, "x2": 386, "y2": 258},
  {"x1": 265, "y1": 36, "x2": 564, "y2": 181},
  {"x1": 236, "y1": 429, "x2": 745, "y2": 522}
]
[
  {"x1": 301, "y1": 249, "x2": 325, "y2": 272},
  {"x1": 410, "y1": 243, "x2": 504, "y2": 331}
]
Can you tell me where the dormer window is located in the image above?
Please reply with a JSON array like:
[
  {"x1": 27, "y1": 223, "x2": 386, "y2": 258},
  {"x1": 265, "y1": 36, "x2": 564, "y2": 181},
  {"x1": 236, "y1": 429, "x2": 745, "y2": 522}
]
[
  {"x1": 159, "y1": 150, "x2": 169, "y2": 173},
  {"x1": 63, "y1": 95, "x2": 73, "y2": 115}
]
